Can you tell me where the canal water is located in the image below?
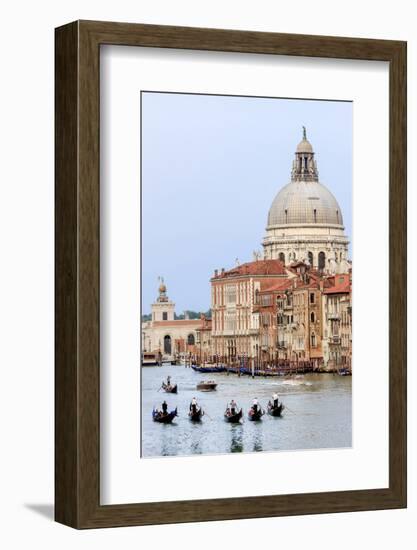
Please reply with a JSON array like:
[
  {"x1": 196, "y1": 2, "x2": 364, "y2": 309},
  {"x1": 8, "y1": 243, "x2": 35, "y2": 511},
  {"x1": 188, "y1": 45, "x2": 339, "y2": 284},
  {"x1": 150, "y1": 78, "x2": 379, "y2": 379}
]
[{"x1": 141, "y1": 364, "x2": 352, "y2": 458}]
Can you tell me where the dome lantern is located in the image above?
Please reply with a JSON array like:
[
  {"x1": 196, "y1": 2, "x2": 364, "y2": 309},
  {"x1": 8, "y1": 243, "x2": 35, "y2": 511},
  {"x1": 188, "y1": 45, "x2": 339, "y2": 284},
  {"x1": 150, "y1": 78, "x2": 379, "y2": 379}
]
[{"x1": 292, "y1": 126, "x2": 318, "y2": 183}]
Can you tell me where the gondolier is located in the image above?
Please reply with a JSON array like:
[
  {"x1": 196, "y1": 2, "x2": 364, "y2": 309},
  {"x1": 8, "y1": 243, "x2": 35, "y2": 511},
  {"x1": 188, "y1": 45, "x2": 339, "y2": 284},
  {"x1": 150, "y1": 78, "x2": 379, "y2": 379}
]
[
  {"x1": 272, "y1": 393, "x2": 279, "y2": 408},
  {"x1": 252, "y1": 397, "x2": 259, "y2": 414},
  {"x1": 162, "y1": 400, "x2": 168, "y2": 415},
  {"x1": 190, "y1": 397, "x2": 198, "y2": 414}
]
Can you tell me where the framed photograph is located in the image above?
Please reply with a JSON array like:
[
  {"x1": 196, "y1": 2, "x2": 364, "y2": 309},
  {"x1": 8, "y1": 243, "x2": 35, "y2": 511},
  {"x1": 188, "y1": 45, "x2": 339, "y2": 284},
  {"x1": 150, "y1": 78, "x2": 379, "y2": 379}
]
[{"x1": 55, "y1": 20, "x2": 406, "y2": 528}]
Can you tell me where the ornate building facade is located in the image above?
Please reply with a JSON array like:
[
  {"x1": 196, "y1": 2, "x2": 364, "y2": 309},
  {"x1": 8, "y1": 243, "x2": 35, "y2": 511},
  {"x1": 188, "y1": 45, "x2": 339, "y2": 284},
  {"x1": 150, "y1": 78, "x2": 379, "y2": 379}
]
[
  {"x1": 263, "y1": 128, "x2": 350, "y2": 274},
  {"x1": 210, "y1": 259, "x2": 288, "y2": 363}
]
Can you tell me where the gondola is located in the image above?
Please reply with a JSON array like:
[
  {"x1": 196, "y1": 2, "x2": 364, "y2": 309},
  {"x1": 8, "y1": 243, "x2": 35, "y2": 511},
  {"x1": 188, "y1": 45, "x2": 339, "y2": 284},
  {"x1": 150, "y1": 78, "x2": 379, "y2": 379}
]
[
  {"x1": 248, "y1": 406, "x2": 265, "y2": 421},
  {"x1": 267, "y1": 401, "x2": 284, "y2": 417},
  {"x1": 224, "y1": 408, "x2": 243, "y2": 423},
  {"x1": 161, "y1": 382, "x2": 178, "y2": 393},
  {"x1": 188, "y1": 406, "x2": 204, "y2": 421},
  {"x1": 152, "y1": 407, "x2": 178, "y2": 423}
]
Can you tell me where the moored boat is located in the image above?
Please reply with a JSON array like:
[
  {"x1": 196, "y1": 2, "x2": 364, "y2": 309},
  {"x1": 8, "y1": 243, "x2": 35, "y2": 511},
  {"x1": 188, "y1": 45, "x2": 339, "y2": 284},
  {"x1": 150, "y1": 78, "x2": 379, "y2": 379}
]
[
  {"x1": 267, "y1": 401, "x2": 284, "y2": 417},
  {"x1": 191, "y1": 365, "x2": 226, "y2": 373},
  {"x1": 196, "y1": 380, "x2": 217, "y2": 391},
  {"x1": 161, "y1": 382, "x2": 178, "y2": 393},
  {"x1": 337, "y1": 367, "x2": 351, "y2": 376},
  {"x1": 152, "y1": 407, "x2": 178, "y2": 423},
  {"x1": 142, "y1": 352, "x2": 160, "y2": 366},
  {"x1": 224, "y1": 408, "x2": 243, "y2": 423}
]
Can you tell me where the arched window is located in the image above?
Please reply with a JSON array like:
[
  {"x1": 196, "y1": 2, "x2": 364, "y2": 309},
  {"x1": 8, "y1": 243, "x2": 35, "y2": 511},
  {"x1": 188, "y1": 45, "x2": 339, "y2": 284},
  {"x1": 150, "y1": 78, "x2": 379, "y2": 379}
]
[
  {"x1": 311, "y1": 333, "x2": 316, "y2": 347},
  {"x1": 163, "y1": 335, "x2": 171, "y2": 354},
  {"x1": 278, "y1": 252, "x2": 285, "y2": 264},
  {"x1": 307, "y1": 251, "x2": 313, "y2": 266},
  {"x1": 318, "y1": 251, "x2": 326, "y2": 271},
  {"x1": 187, "y1": 333, "x2": 195, "y2": 346},
  {"x1": 310, "y1": 312, "x2": 315, "y2": 323}
]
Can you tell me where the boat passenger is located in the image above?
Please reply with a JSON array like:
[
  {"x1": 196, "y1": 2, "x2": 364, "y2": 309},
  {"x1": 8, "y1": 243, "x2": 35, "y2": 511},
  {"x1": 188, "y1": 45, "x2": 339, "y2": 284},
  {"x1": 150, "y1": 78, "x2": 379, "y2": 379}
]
[
  {"x1": 167, "y1": 375, "x2": 171, "y2": 386},
  {"x1": 252, "y1": 397, "x2": 259, "y2": 413},
  {"x1": 230, "y1": 399, "x2": 237, "y2": 415},
  {"x1": 273, "y1": 393, "x2": 279, "y2": 408}
]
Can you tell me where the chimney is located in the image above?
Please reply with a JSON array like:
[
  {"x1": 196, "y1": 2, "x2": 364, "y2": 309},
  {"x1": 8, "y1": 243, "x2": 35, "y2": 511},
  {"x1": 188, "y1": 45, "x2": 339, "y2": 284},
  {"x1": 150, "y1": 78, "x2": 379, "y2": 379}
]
[
  {"x1": 214, "y1": 269, "x2": 218, "y2": 277},
  {"x1": 221, "y1": 268, "x2": 225, "y2": 275}
]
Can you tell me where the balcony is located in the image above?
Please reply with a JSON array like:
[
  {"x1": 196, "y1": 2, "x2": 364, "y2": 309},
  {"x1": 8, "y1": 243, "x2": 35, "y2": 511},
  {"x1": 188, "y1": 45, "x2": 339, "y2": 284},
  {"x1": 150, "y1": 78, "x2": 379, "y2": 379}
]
[
  {"x1": 329, "y1": 335, "x2": 341, "y2": 345},
  {"x1": 328, "y1": 313, "x2": 340, "y2": 321}
]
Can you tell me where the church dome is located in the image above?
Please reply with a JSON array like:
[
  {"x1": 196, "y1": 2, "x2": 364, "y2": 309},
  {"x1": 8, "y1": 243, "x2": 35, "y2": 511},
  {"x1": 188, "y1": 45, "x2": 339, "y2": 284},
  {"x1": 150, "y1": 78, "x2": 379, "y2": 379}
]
[
  {"x1": 296, "y1": 138, "x2": 313, "y2": 153},
  {"x1": 267, "y1": 127, "x2": 344, "y2": 228},
  {"x1": 267, "y1": 180, "x2": 344, "y2": 227}
]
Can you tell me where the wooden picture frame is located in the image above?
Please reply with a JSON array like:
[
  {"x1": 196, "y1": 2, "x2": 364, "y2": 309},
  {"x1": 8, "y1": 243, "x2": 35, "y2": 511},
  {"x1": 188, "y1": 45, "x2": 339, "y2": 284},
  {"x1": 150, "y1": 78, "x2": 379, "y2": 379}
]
[{"x1": 55, "y1": 20, "x2": 407, "y2": 528}]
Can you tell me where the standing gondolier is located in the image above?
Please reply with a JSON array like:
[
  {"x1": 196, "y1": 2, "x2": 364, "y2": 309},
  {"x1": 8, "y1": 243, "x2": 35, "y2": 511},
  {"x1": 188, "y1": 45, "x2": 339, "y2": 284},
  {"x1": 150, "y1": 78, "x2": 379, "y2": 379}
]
[
  {"x1": 190, "y1": 396, "x2": 197, "y2": 414},
  {"x1": 252, "y1": 397, "x2": 259, "y2": 414},
  {"x1": 162, "y1": 400, "x2": 168, "y2": 415},
  {"x1": 273, "y1": 392, "x2": 279, "y2": 408}
]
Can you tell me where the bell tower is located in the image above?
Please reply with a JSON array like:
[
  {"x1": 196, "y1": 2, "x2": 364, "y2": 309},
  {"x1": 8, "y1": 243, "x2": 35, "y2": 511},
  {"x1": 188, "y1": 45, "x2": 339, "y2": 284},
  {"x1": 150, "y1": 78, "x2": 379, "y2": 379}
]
[{"x1": 151, "y1": 277, "x2": 175, "y2": 321}]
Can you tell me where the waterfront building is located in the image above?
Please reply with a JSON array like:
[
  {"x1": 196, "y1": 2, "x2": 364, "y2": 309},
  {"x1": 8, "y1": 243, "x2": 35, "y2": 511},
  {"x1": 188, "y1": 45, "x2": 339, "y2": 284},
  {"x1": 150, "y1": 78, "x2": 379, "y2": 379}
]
[
  {"x1": 195, "y1": 315, "x2": 212, "y2": 364},
  {"x1": 210, "y1": 259, "x2": 288, "y2": 364},
  {"x1": 141, "y1": 280, "x2": 202, "y2": 359},
  {"x1": 290, "y1": 264, "x2": 324, "y2": 369},
  {"x1": 263, "y1": 128, "x2": 350, "y2": 274},
  {"x1": 254, "y1": 278, "x2": 293, "y2": 365},
  {"x1": 254, "y1": 261, "x2": 325, "y2": 369},
  {"x1": 322, "y1": 273, "x2": 352, "y2": 371}
]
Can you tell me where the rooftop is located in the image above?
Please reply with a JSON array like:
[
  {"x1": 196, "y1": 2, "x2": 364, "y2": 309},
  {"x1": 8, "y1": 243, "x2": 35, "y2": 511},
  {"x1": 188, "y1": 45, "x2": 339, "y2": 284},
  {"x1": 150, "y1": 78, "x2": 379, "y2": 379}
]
[{"x1": 212, "y1": 259, "x2": 286, "y2": 280}]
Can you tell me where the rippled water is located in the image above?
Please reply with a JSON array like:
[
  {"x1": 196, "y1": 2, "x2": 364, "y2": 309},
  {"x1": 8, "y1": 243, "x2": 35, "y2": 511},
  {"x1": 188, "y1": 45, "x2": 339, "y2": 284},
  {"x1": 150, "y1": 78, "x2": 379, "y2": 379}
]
[{"x1": 141, "y1": 364, "x2": 351, "y2": 458}]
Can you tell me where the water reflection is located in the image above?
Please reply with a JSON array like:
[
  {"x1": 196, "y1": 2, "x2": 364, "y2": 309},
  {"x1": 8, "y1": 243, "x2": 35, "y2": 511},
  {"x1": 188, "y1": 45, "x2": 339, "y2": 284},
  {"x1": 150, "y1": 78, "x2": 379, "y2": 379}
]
[
  {"x1": 252, "y1": 427, "x2": 263, "y2": 452},
  {"x1": 230, "y1": 424, "x2": 243, "y2": 453}
]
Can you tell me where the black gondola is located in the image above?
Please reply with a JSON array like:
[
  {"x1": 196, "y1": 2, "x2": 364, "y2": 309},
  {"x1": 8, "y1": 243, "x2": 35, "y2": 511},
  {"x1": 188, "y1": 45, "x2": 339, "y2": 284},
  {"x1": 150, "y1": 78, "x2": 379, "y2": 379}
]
[
  {"x1": 224, "y1": 408, "x2": 243, "y2": 423},
  {"x1": 188, "y1": 406, "x2": 204, "y2": 421},
  {"x1": 248, "y1": 406, "x2": 265, "y2": 421},
  {"x1": 152, "y1": 407, "x2": 178, "y2": 423},
  {"x1": 161, "y1": 382, "x2": 178, "y2": 393},
  {"x1": 267, "y1": 401, "x2": 284, "y2": 417}
]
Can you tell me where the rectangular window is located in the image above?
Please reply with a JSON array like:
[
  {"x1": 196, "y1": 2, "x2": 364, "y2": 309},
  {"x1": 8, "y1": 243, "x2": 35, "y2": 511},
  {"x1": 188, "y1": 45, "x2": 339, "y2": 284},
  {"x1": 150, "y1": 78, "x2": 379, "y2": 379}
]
[{"x1": 162, "y1": 312, "x2": 168, "y2": 321}]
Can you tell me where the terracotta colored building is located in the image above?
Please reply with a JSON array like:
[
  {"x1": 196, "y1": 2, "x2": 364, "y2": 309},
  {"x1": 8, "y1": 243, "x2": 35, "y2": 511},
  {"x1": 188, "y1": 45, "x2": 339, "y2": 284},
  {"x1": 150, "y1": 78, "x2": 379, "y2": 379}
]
[{"x1": 210, "y1": 259, "x2": 288, "y2": 365}]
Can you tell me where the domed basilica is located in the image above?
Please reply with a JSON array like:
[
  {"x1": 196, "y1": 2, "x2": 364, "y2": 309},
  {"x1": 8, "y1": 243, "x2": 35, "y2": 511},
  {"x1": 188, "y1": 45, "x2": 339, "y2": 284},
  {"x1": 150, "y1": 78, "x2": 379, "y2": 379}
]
[{"x1": 263, "y1": 128, "x2": 350, "y2": 274}]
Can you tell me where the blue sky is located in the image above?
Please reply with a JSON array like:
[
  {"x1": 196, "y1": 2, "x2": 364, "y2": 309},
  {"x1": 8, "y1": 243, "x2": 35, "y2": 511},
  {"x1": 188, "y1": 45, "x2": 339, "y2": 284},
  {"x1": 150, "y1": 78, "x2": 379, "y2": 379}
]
[{"x1": 141, "y1": 92, "x2": 352, "y2": 314}]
